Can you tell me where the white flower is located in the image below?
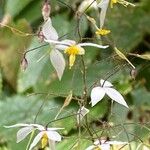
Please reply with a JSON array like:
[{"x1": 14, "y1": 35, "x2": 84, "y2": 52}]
[
  {"x1": 85, "y1": 139, "x2": 128, "y2": 150},
  {"x1": 44, "y1": 39, "x2": 108, "y2": 69},
  {"x1": 4, "y1": 123, "x2": 63, "y2": 150},
  {"x1": 90, "y1": 79, "x2": 128, "y2": 108},
  {"x1": 4, "y1": 123, "x2": 44, "y2": 143},
  {"x1": 77, "y1": 106, "x2": 89, "y2": 124},
  {"x1": 29, "y1": 125, "x2": 63, "y2": 150},
  {"x1": 42, "y1": 17, "x2": 65, "y2": 80},
  {"x1": 97, "y1": 0, "x2": 110, "y2": 29}
]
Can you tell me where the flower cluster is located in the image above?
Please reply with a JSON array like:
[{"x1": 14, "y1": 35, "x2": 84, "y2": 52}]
[{"x1": 4, "y1": 0, "x2": 136, "y2": 149}]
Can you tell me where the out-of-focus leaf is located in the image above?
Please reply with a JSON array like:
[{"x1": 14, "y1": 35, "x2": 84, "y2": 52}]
[
  {"x1": 131, "y1": 87, "x2": 150, "y2": 106},
  {"x1": 108, "y1": 6, "x2": 150, "y2": 51},
  {"x1": 5, "y1": 0, "x2": 34, "y2": 18},
  {"x1": 0, "y1": 19, "x2": 31, "y2": 90},
  {"x1": 129, "y1": 53, "x2": 150, "y2": 60},
  {"x1": 0, "y1": 70, "x2": 2, "y2": 95}
]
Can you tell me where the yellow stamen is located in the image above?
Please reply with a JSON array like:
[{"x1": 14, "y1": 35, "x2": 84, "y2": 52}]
[
  {"x1": 111, "y1": 0, "x2": 135, "y2": 8},
  {"x1": 64, "y1": 45, "x2": 80, "y2": 55},
  {"x1": 64, "y1": 45, "x2": 85, "y2": 69},
  {"x1": 41, "y1": 133, "x2": 48, "y2": 148},
  {"x1": 95, "y1": 29, "x2": 110, "y2": 36},
  {"x1": 69, "y1": 54, "x2": 76, "y2": 69},
  {"x1": 111, "y1": 0, "x2": 117, "y2": 8},
  {"x1": 94, "y1": 147, "x2": 101, "y2": 150}
]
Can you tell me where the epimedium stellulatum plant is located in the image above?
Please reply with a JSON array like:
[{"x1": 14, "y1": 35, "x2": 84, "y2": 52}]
[{"x1": 4, "y1": 0, "x2": 139, "y2": 149}]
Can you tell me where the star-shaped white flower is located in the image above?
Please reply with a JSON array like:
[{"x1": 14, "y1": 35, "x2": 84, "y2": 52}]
[
  {"x1": 97, "y1": 0, "x2": 110, "y2": 29},
  {"x1": 28, "y1": 125, "x2": 63, "y2": 150},
  {"x1": 4, "y1": 123, "x2": 63, "y2": 150},
  {"x1": 4, "y1": 123, "x2": 44, "y2": 143},
  {"x1": 85, "y1": 139, "x2": 128, "y2": 150},
  {"x1": 77, "y1": 106, "x2": 89, "y2": 124},
  {"x1": 42, "y1": 17, "x2": 65, "y2": 80},
  {"x1": 90, "y1": 79, "x2": 128, "y2": 108},
  {"x1": 42, "y1": 18, "x2": 109, "y2": 70}
]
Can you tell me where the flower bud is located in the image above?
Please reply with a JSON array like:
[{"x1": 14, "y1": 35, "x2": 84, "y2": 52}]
[
  {"x1": 37, "y1": 27, "x2": 44, "y2": 43},
  {"x1": 130, "y1": 68, "x2": 137, "y2": 80},
  {"x1": 42, "y1": 0, "x2": 51, "y2": 21},
  {"x1": 21, "y1": 57, "x2": 28, "y2": 71}
]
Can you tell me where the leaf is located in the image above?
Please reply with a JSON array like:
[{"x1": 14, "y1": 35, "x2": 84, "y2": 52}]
[
  {"x1": 129, "y1": 53, "x2": 150, "y2": 60},
  {"x1": 5, "y1": 0, "x2": 34, "y2": 18},
  {"x1": 0, "y1": 19, "x2": 31, "y2": 90},
  {"x1": 114, "y1": 47, "x2": 135, "y2": 69},
  {"x1": 0, "y1": 70, "x2": 2, "y2": 95},
  {"x1": 50, "y1": 49, "x2": 66, "y2": 80}
]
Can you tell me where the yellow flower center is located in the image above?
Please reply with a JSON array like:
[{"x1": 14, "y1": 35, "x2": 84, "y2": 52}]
[
  {"x1": 64, "y1": 45, "x2": 80, "y2": 55},
  {"x1": 94, "y1": 147, "x2": 101, "y2": 150},
  {"x1": 95, "y1": 29, "x2": 110, "y2": 36},
  {"x1": 41, "y1": 133, "x2": 48, "y2": 148},
  {"x1": 64, "y1": 45, "x2": 85, "y2": 69},
  {"x1": 111, "y1": 0, "x2": 135, "y2": 8}
]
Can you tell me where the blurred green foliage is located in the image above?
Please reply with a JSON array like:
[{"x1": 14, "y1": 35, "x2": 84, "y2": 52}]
[{"x1": 0, "y1": 0, "x2": 150, "y2": 149}]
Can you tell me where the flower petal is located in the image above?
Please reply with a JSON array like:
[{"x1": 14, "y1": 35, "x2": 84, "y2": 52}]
[
  {"x1": 29, "y1": 132, "x2": 44, "y2": 150},
  {"x1": 4, "y1": 123, "x2": 31, "y2": 128},
  {"x1": 30, "y1": 124, "x2": 45, "y2": 130},
  {"x1": 50, "y1": 49, "x2": 66, "y2": 80},
  {"x1": 78, "y1": 43, "x2": 109, "y2": 49},
  {"x1": 105, "y1": 88, "x2": 129, "y2": 108},
  {"x1": 69, "y1": 54, "x2": 76, "y2": 69},
  {"x1": 48, "y1": 140, "x2": 56, "y2": 150},
  {"x1": 77, "y1": 106, "x2": 89, "y2": 124},
  {"x1": 91, "y1": 87, "x2": 105, "y2": 107},
  {"x1": 46, "y1": 130, "x2": 61, "y2": 142},
  {"x1": 77, "y1": 46, "x2": 85, "y2": 55},
  {"x1": 97, "y1": 0, "x2": 109, "y2": 28},
  {"x1": 42, "y1": 18, "x2": 58, "y2": 40},
  {"x1": 106, "y1": 140, "x2": 128, "y2": 145},
  {"x1": 100, "y1": 79, "x2": 113, "y2": 87},
  {"x1": 60, "y1": 39, "x2": 76, "y2": 45},
  {"x1": 17, "y1": 126, "x2": 34, "y2": 143},
  {"x1": 47, "y1": 128, "x2": 64, "y2": 131},
  {"x1": 100, "y1": 143, "x2": 110, "y2": 150}
]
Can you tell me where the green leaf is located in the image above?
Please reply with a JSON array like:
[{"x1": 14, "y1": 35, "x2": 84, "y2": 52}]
[
  {"x1": 5, "y1": 0, "x2": 34, "y2": 18},
  {"x1": 0, "y1": 19, "x2": 31, "y2": 90}
]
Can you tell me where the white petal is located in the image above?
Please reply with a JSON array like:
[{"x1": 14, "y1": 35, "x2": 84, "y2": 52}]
[
  {"x1": 105, "y1": 88, "x2": 129, "y2": 108},
  {"x1": 17, "y1": 126, "x2": 34, "y2": 143},
  {"x1": 60, "y1": 39, "x2": 76, "y2": 45},
  {"x1": 50, "y1": 49, "x2": 66, "y2": 80},
  {"x1": 55, "y1": 44, "x2": 68, "y2": 51},
  {"x1": 46, "y1": 131, "x2": 61, "y2": 142},
  {"x1": 30, "y1": 124, "x2": 45, "y2": 130},
  {"x1": 29, "y1": 132, "x2": 44, "y2": 150},
  {"x1": 47, "y1": 128, "x2": 64, "y2": 131},
  {"x1": 4, "y1": 123, "x2": 31, "y2": 128},
  {"x1": 42, "y1": 18, "x2": 58, "y2": 40},
  {"x1": 97, "y1": 0, "x2": 109, "y2": 28},
  {"x1": 45, "y1": 39, "x2": 71, "y2": 46},
  {"x1": 48, "y1": 140, "x2": 56, "y2": 150},
  {"x1": 100, "y1": 143, "x2": 110, "y2": 150},
  {"x1": 106, "y1": 141, "x2": 128, "y2": 145},
  {"x1": 78, "y1": 43, "x2": 109, "y2": 49},
  {"x1": 91, "y1": 87, "x2": 105, "y2": 107},
  {"x1": 77, "y1": 106, "x2": 89, "y2": 124},
  {"x1": 100, "y1": 79, "x2": 113, "y2": 87}
]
